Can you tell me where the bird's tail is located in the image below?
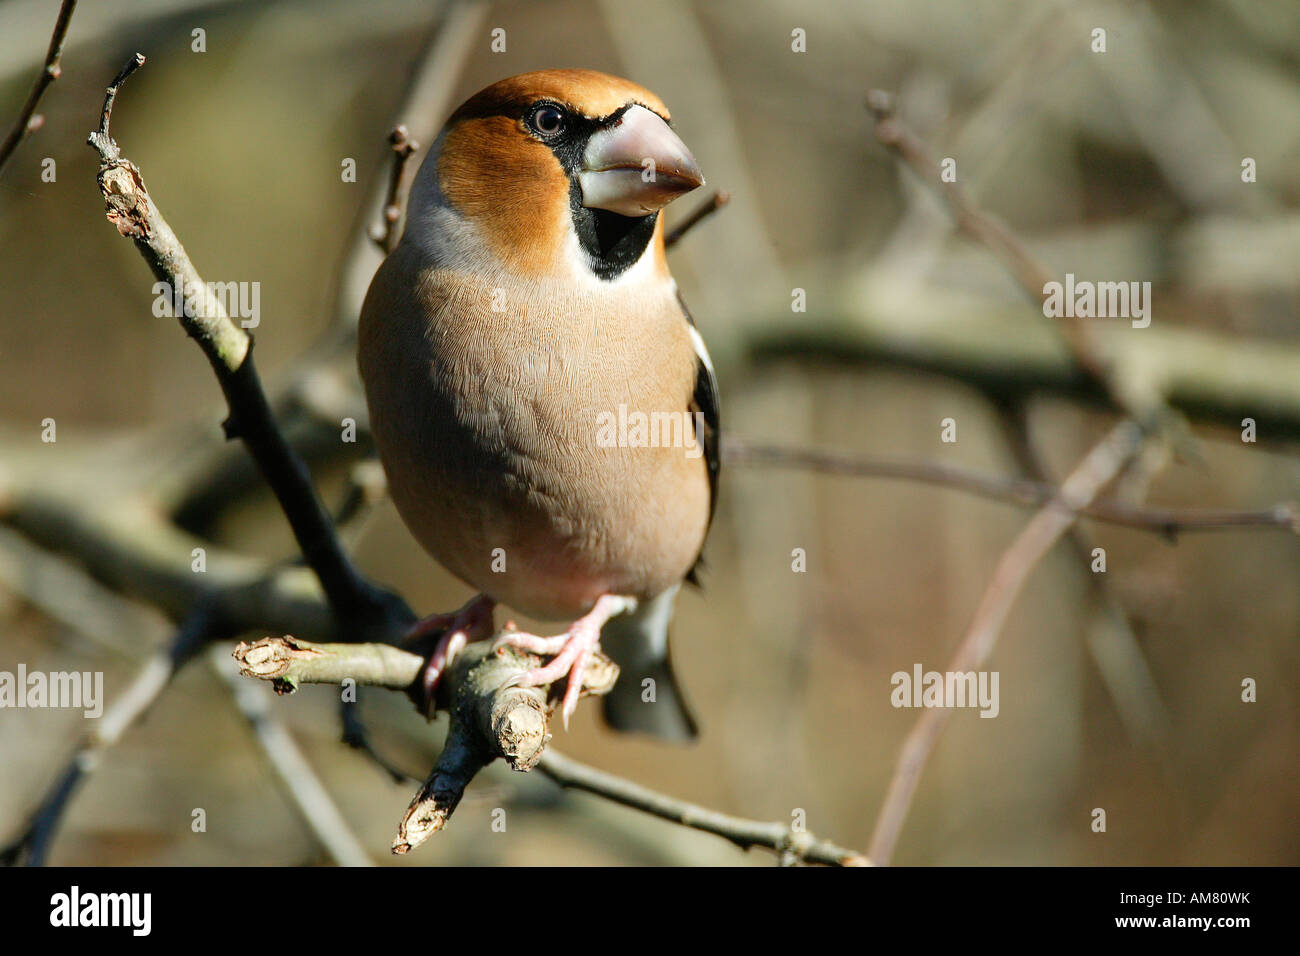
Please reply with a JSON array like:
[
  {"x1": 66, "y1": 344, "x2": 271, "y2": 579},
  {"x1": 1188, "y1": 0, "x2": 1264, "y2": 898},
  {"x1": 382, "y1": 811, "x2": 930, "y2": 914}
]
[{"x1": 598, "y1": 585, "x2": 698, "y2": 740}]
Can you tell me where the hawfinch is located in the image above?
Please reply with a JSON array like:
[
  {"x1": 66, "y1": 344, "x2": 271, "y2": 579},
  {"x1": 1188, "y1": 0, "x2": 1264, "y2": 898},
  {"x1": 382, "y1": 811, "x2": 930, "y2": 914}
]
[{"x1": 358, "y1": 70, "x2": 718, "y2": 738}]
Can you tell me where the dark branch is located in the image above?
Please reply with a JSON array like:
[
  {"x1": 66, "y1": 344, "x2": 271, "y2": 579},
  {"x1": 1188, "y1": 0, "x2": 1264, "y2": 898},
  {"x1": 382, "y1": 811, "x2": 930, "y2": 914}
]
[
  {"x1": 535, "y1": 750, "x2": 870, "y2": 867},
  {"x1": 85, "y1": 55, "x2": 410, "y2": 639}
]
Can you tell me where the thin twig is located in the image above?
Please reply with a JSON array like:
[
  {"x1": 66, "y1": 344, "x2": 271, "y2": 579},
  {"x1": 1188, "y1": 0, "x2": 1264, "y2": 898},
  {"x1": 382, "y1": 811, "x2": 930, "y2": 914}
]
[
  {"x1": 370, "y1": 124, "x2": 419, "y2": 254},
  {"x1": 724, "y1": 438, "x2": 1297, "y2": 537},
  {"x1": 992, "y1": 400, "x2": 1171, "y2": 750},
  {"x1": 333, "y1": 0, "x2": 488, "y2": 332},
  {"x1": 535, "y1": 750, "x2": 870, "y2": 867},
  {"x1": 867, "y1": 421, "x2": 1145, "y2": 864},
  {"x1": 340, "y1": 696, "x2": 420, "y2": 784},
  {"x1": 665, "y1": 189, "x2": 730, "y2": 249},
  {"x1": 233, "y1": 634, "x2": 426, "y2": 699},
  {"x1": 85, "y1": 51, "x2": 143, "y2": 163},
  {"x1": 865, "y1": 90, "x2": 1101, "y2": 375},
  {"x1": 0, "y1": 0, "x2": 78, "y2": 173}
]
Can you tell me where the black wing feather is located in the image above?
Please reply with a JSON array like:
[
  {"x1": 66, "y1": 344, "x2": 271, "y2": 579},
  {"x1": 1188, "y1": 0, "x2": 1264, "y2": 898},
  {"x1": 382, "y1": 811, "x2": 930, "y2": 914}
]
[{"x1": 678, "y1": 290, "x2": 719, "y2": 585}]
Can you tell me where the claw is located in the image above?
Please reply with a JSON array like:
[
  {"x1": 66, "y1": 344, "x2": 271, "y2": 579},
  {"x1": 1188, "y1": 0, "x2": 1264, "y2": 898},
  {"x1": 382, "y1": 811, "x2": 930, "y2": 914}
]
[
  {"x1": 498, "y1": 595, "x2": 634, "y2": 729},
  {"x1": 404, "y1": 594, "x2": 495, "y2": 714}
]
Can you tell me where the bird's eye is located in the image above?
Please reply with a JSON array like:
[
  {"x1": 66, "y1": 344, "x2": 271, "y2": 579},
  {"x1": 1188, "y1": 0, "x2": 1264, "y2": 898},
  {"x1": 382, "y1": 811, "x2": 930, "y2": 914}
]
[{"x1": 528, "y1": 104, "x2": 566, "y2": 137}]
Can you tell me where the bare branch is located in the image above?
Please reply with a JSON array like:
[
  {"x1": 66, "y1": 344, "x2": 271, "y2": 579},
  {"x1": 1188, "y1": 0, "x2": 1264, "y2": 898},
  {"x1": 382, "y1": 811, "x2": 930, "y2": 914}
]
[
  {"x1": 746, "y1": 304, "x2": 1300, "y2": 441},
  {"x1": 665, "y1": 189, "x2": 731, "y2": 249},
  {"x1": 991, "y1": 400, "x2": 1171, "y2": 750},
  {"x1": 0, "y1": 0, "x2": 77, "y2": 173},
  {"x1": 868, "y1": 421, "x2": 1145, "y2": 864},
  {"x1": 85, "y1": 54, "x2": 408, "y2": 637},
  {"x1": 865, "y1": 89, "x2": 1191, "y2": 446},
  {"x1": 535, "y1": 750, "x2": 871, "y2": 867},
  {"x1": 233, "y1": 635, "x2": 617, "y2": 853},
  {"x1": 390, "y1": 641, "x2": 594, "y2": 854},
  {"x1": 333, "y1": 0, "x2": 490, "y2": 333},
  {"x1": 369, "y1": 124, "x2": 419, "y2": 254},
  {"x1": 724, "y1": 438, "x2": 1298, "y2": 537},
  {"x1": 85, "y1": 51, "x2": 143, "y2": 163},
  {"x1": 233, "y1": 634, "x2": 426, "y2": 698},
  {"x1": 229, "y1": 635, "x2": 865, "y2": 863}
]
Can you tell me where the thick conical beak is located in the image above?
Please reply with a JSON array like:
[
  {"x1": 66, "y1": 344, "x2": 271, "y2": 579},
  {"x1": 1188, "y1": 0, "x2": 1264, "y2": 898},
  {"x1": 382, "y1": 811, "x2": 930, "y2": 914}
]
[{"x1": 577, "y1": 105, "x2": 704, "y2": 217}]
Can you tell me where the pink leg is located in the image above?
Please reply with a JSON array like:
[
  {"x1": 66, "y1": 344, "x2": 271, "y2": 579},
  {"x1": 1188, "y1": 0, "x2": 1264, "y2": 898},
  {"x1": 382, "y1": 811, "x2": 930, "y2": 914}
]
[
  {"x1": 404, "y1": 594, "x2": 496, "y2": 711},
  {"x1": 495, "y1": 595, "x2": 635, "y2": 729}
]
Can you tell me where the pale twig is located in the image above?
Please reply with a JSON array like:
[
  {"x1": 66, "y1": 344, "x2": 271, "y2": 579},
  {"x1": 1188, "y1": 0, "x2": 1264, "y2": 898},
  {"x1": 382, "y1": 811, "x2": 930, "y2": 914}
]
[
  {"x1": 0, "y1": 0, "x2": 77, "y2": 173},
  {"x1": 233, "y1": 635, "x2": 613, "y2": 854},
  {"x1": 209, "y1": 647, "x2": 373, "y2": 867},
  {"x1": 992, "y1": 401, "x2": 1171, "y2": 750},
  {"x1": 232, "y1": 634, "x2": 426, "y2": 698},
  {"x1": 865, "y1": 89, "x2": 1104, "y2": 381},
  {"x1": 868, "y1": 422, "x2": 1145, "y2": 864},
  {"x1": 334, "y1": 0, "x2": 489, "y2": 332}
]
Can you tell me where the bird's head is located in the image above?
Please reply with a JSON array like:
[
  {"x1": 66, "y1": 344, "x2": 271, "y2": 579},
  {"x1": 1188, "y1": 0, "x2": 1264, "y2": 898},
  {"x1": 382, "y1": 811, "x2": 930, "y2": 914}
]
[{"x1": 406, "y1": 69, "x2": 704, "y2": 282}]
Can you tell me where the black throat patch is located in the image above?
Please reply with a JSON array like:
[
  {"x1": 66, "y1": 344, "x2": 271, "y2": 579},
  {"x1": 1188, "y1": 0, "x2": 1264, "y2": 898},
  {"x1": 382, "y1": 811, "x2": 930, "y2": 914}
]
[
  {"x1": 540, "y1": 105, "x2": 658, "y2": 281},
  {"x1": 566, "y1": 186, "x2": 659, "y2": 281}
]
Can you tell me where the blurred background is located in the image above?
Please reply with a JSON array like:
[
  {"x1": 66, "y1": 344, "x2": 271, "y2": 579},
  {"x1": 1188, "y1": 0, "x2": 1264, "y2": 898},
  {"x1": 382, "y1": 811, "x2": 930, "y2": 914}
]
[{"x1": 0, "y1": 0, "x2": 1296, "y2": 865}]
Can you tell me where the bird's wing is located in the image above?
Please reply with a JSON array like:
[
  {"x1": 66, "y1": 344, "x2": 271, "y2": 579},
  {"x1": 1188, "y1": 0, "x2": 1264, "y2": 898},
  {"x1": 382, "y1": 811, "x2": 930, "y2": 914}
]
[{"x1": 677, "y1": 290, "x2": 719, "y2": 585}]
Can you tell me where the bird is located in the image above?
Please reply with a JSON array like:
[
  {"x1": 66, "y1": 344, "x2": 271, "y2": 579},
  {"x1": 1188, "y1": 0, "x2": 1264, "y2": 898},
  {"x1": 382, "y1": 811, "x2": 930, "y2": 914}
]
[{"x1": 358, "y1": 69, "x2": 719, "y2": 739}]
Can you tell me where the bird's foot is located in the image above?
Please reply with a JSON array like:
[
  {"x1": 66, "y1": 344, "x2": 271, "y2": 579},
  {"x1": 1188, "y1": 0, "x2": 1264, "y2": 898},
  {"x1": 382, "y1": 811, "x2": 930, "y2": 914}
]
[
  {"x1": 495, "y1": 594, "x2": 635, "y2": 729},
  {"x1": 404, "y1": 594, "x2": 496, "y2": 713}
]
